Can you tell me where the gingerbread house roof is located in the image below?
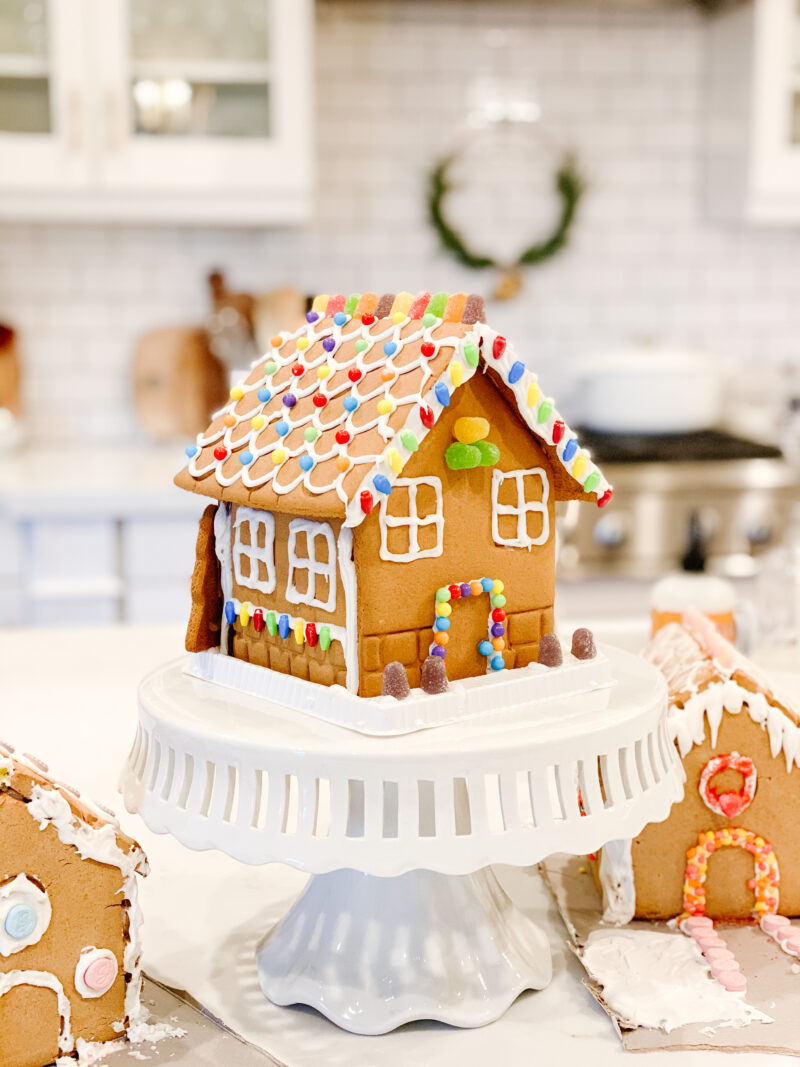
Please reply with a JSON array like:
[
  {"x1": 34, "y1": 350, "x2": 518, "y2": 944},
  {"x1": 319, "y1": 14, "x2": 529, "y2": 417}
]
[
  {"x1": 0, "y1": 742, "x2": 148, "y2": 877},
  {"x1": 175, "y1": 290, "x2": 612, "y2": 526},
  {"x1": 645, "y1": 615, "x2": 800, "y2": 769}
]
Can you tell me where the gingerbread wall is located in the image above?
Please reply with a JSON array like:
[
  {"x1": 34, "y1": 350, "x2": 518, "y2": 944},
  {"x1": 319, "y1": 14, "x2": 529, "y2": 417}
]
[
  {"x1": 631, "y1": 712, "x2": 800, "y2": 919},
  {"x1": 354, "y1": 370, "x2": 558, "y2": 696},
  {"x1": 0, "y1": 789, "x2": 128, "y2": 1065}
]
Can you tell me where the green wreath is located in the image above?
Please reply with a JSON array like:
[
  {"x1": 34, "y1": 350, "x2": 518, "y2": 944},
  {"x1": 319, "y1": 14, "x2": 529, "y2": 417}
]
[{"x1": 427, "y1": 150, "x2": 584, "y2": 299}]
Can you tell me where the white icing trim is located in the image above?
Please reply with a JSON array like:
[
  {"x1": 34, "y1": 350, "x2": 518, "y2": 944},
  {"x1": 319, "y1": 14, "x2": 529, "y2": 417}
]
[
  {"x1": 232, "y1": 506, "x2": 275, "y2": 595},
  {"x1": 74, "y1": 946, "x2": 119, "y2": 999},
  {"x1": 490, "y1": 467, "x2": 550, "y2": 549},
  {"x1": 0, "y1": 970, "x2": 73, "y2": 1053},
  {"x1": 214, "y1": 502, "x2": 233, "y2": 649},
  {"x1": 337, "y1": 525, "x2": 359, "y2": 693},
  {"x1": 597, "y1": 840, "x2": 635, "y2": 925},
  {"x1": 220, "y1": 597, "x2": 347, "y2": 653},
  {"x1": 378, "y1": 477, "x2": 444, "y2": 562},
  {"x1": 286, "y1": 519, "x2": 337, "y2": 613},
  {"x1": 0, "y1": 873, "x2": 51, "y2": 956}
]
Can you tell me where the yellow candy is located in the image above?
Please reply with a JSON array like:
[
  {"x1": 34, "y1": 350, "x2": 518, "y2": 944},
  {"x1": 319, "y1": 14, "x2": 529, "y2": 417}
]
[
  {"x1": 572, "y1": 454, "x2": 587, "y2": 480},
  {"x1": 240, "y1": 602, "x2": 251, "y2": 627},
  {"x1": 272, "y1": 448, "x2": 285, "y2": 465},
  {"x1": 450, "y1": 361, "x2": 464, "y2": 387},
  {"x1": 251, "y1": 414, "x2": 266, "y2": 429},
  {"x1": 387, "y1": 448, "x2": 403, "y2": 474},
  {"x1": 392, "y1": 312, "x2": 406, "y2": 325},
  {"x1": 294, "y1": 619, "x2": 304, "y2": 645},
  {"x1": 436, "y1": 602, "x2": 452, "y2": 617},
  {"x1": 390, "y1": 291, "x2": 414, "y2": 318},
  {"x1": 230, "y1": 385, "x2": 244, "y2": 400},
  {"x1": 377, "y1": 398, "x2": 393, "y2": 415},
  {"x1": 317, "y1": 365, "x2": 331, "y2": 379},
  {"x1": 493, "y1": 580, "x2": 504, "y2": 594},
  {"x1": 296, "y1": 337, "x2": 310, "y2": 350},
  {"x1": 312, "y1": 294, "x2": 329, "y2": 313},
  {"x1": 453, "y1": 416, "x2": 490, "y2": 444},
  {"x1": 527, "y1": 382, "x2": 539, "y2": 407}
]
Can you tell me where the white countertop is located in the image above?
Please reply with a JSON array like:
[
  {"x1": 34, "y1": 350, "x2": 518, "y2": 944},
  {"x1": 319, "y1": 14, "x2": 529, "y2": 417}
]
[{"x1": 0, "y1": 622, "x2": 795, "y2": 1066}]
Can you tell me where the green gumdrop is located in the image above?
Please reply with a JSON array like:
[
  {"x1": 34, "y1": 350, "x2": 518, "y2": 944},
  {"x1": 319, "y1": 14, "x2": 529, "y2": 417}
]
[
  {"x1": 266, "y1": 612, "x2": 278, "y2": 636},
  {"x1": 264, "y1": 361, "x2": 278, "y2": 376},
  {"x1": 583, "y1": 470, "x2": 600, "y2": 493},
  {"x1": 400, "y1": 429, "x2": 419, "y2": 452},
  {"x1": 537, "y1": 400, "x2": 553, "y2": 424},
  {"x1": 445, "y1": 442, "x2": 481, "y2": 470},
  {"x1": 354, "y1": 338, "x2": 368, "y2": 352},
  {"x1": 304, "y1": 427, "x2": 319, "y2": 442},
  {"x1": 464, "y1": 342, "x2": 479, "y2": 367},
  {"x1": 319, "y1": 625, "x2": 332, "y2": 652},
  {"x1": 426, "y1": 292, "x2": 449, "y2": 318},
  {"x1": 474, "y1": 439, "x2": 500, "y2": 466},
  {"x1": 345, "y1": 293, "x2": 361, "y2": 315}
]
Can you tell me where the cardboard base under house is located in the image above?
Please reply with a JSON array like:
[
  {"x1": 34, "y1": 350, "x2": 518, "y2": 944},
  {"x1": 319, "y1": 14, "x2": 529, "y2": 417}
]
[{"x1": 539, "y1": 853, "x2": 800, "y2": 1056}]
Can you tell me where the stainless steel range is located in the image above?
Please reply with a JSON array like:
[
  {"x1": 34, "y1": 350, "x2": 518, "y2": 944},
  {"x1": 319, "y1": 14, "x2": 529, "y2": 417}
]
[{"x1": 558, "y1": 430, "x2": 800, "y2": 580}]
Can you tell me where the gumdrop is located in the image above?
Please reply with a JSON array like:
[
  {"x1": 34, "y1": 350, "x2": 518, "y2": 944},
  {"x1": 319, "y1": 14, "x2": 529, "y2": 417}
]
[
  {"x1": 538, "y1": 634, "x2": 563, "y2": 668},
  {"x1": 421, "y1": 655, "x2": 448, "y2": 695},
  {"x1": 382, "y1": 661, "x2": 410, "y2": 701},
  {"x1": 571, "y1": 628, "x2": 596, "y2": 660}
]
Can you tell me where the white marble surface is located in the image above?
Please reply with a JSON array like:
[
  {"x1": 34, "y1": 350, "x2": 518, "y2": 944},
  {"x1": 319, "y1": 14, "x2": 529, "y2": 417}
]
[{"x1": 1, "y1": 623, "x2": 797, "y2": 1066}]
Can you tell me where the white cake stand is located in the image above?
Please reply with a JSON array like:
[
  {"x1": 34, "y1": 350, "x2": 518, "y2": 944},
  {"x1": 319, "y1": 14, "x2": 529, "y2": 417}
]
[{"x1": 121, "y1": 645, "x2": 684, "y2": 1035}]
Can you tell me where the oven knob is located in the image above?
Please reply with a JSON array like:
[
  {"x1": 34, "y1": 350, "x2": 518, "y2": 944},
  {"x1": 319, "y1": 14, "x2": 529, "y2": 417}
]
[{"x1": 593, "y1": 512, "x2": 627, "y2": 548}]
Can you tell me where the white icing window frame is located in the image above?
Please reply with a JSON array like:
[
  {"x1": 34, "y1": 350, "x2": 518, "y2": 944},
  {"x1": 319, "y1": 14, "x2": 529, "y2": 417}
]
[
  {"x1": 286, "y1": 519, "x2": 337, "y2": 613},
  {"x1": 233, "y1": 507, "x2": 276, "y2": 594},
  {"x1": 491, "y1": 468, "x2": 550, "y2": 549},
  {"x1": 378, "y1": 477, "x2": 444, "y2": 562}
]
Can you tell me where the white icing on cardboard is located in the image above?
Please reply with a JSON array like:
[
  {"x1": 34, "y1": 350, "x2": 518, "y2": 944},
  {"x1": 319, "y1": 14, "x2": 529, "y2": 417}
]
[{"x1": 597, "y1": 840, "x2": 635, "y2": 925}]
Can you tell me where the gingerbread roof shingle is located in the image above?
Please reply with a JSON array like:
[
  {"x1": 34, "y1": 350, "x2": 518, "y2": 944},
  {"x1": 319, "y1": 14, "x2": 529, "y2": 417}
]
[{"x1": 176, "y1": 290, "x2": 612, "y2": 525}]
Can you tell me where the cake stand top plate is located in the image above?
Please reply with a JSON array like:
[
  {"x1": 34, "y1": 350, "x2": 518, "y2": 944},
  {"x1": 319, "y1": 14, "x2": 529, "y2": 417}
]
[{"x1": 121, "y1": 646, "x2": 685, "y2": 877}]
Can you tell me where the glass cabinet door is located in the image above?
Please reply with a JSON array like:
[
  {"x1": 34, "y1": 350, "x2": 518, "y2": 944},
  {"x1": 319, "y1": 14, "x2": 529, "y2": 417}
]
[{"x1": 0, "y1": 0, "x2": 51, "y2": 134}]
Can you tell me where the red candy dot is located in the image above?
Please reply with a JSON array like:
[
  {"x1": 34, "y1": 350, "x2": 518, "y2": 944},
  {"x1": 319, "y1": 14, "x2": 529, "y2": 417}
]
[
  {"x1": 253, "y1": 609, "x2": 265, "y2": 633},
  {"x1": 491, "y1": 608, "x2": 506, "y2": 622},
  {"x1": 448, "y1": 584, "x2": 461, "y2": 599},
  {"x1": 492, "y1": 336, "x2": 506, "y2": 360},
  {"x1": 213, "y1": 446, "x2": 227, "y2": 461},
  {"x1": 348, "y1": 368, "x2": 362, "y2": 382},
  {"x1": 552, "y1": 419, "x2": 565, "y2": 444},
  {"x1": 313, "y1": 394, "x2": 328, "y2": 407},
  {"x1": 361, "y1": 314, "x2": 375, "y2": 326},
  {"x1": 421, "y1": 342, "x2": 436, "y2": 358},
  {"x1": 597, "y1": 488, "x2": 613, "y2": 508},
  {"x1": 360, "y1": 490, "x2": 373, "y2": 514},
  {"x1": 305, "y1": 623, "x2": 318, "y2": 647},
  {"x1": 420, "y1": 405, "x2": 434, "y2": 429},
  {"x1": 291, "y1": 364, "x2": 304, "y2": 376},
  {"x1": 335, "y1": 429, "x2": 350, "y2": 444}
]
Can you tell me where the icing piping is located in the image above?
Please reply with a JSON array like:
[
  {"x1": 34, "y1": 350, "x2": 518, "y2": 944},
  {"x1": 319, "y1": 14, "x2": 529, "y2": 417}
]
[
  {"x1": 0, "y1": 873, "x2": 52, "y2": 956},
  {"x1": 490, "y1": 467, "x2": 550, "y2": 549},
  {"x1": 214, "y1": 502, "x2": 233, "y2": 650},
  {"x1": 232, "y1": 506, "x2": 276, "y2": 595},
  {"x1": 0, "y1": 970, "x2": 73, "y2": 1052},
  {"x1": 286, "y1": 519, "x2": 337, "y2": 613},
  {"x1": 378, "y1": 477, "x2": 444, "y2": 562},
  {"x1": 597, "y1": 839, "x2": 635, "y2": 925},
  {"x1": 337, "y1": 524, "x2": 359, "y2": 692},
  {"x1": 682, "y1": 827, "x2": 779, "y2": 919},
  {"x1": 698, "y1": 752, "x2": 757, "y2": 818}
]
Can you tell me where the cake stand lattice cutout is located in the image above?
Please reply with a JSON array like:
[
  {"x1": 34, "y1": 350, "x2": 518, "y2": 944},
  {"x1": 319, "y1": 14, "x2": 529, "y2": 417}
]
[{"x1": 121, "y1": 645, "x2": 684, "y2": 1034}]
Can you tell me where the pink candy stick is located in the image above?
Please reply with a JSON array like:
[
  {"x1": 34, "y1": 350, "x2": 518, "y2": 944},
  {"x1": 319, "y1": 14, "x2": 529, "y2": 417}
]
[
  {"x1": 704, "y1": 948, "x2": 736, "y2": 965},
  {"x1": 760, "y1": 914, "x2": 790, "y2": 933},
  {"x1": 776, "y1": 925, "x2": 795, "y2": 942},
  {"x1": 715, "y1": 969, "x2": 747, "y2": 992},
  {"x1": 684, "y1": 916, "x2": 714, "y2": 932},
  {"x1": 783, "y1": 937, "x2": 800, "y2": 955},
  {"x1": 696, "y1": 935, "x2": 726, "y2": 950}
]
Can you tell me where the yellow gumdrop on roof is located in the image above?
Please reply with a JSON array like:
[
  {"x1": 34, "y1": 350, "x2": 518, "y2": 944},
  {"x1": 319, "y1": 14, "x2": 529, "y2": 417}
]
[{"x1": 453, "y1": 416, "x2": 490, "y2": 444}]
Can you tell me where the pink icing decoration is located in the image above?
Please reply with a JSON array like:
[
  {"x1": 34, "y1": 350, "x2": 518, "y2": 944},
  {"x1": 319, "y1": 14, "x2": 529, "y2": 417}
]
[{"x1": 84, "y1": 956, "x2": 117, "y2": 992}]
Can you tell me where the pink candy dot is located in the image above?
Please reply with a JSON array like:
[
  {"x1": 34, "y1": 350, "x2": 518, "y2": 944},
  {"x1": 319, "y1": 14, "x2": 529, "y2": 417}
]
[
  {"x1": 84, "y1": 957, "x2": 117, "y2": 993},
  {"x1": 784, "y1": 937, "x2": 800, "y2": 955},
  {"x1": 760, "y1": 914, "x2": 790, "y2": 933},
  {"x1": 684, "y1": 916, "x2": 713, "y2": 932},
  {"x1": 697, "y1": 935, "x2": 726, "y2": 950},
  {"x1": 715, "y1": 969, "x2": 747, "y2": 992},
  {"x1": 776, "y1": 926, "x2": 795, "y2": 942},
  {"x1": 704, "y1": 948, "x2": 735, "y2": 965}
]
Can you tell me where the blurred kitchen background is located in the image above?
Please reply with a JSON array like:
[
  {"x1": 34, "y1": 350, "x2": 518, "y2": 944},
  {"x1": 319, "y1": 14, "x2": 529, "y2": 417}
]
[{"x1": 0, "y1": 0, "x2": 799, "y2": 648}]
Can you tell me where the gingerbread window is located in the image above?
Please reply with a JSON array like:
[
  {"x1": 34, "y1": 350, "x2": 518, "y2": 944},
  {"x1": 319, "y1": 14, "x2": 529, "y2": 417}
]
[
  {"x1": 286, "y1": 519, "x2": 337, "y2": 612},
  {"x1": 491, "y1": 468, "x2": 550, "y2": 548},
  {"x1": 233, "y1": 507, "x2": 276, "y2": 594},
  {"x1": 379, "y1": 477, "x2": 444, "y2": 562}
]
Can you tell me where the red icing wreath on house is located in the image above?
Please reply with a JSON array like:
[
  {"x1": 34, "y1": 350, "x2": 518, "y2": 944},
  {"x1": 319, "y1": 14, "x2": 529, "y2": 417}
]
[{"x1": 698, "y1": 752, "x2": 757, "y2": 818}]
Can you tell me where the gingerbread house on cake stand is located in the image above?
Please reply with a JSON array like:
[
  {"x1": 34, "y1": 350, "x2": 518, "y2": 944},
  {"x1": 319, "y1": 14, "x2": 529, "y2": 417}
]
[{"x1": 122, "y1": 290, "x2": 684, "y2": 1035}]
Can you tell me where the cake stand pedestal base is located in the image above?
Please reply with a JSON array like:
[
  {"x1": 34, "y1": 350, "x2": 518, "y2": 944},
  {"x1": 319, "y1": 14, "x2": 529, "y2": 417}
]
[{"x1": 256, "y1": 866, "x2": 551, "y2": 1035}]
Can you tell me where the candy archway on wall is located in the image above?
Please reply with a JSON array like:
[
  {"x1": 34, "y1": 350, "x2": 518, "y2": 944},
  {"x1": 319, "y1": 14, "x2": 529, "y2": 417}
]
[
  {"x1": 431, "y1": 578, "x2": 507, "y2": 673},
  {"x1": 682, "y1": 827, "x2": 779, "y2": 920}
]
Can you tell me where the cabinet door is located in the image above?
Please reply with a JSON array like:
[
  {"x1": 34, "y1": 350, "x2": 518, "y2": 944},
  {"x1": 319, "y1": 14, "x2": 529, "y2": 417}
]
[
  {"x1": 93, "y1": 0, "x2": 312, "y2": 223},
  {"x1": 0, "y1": 0, "x2": 91, "y2": 193},
  {"x1": 751, "y1": 0, "x2": 800, "y2": 214}
]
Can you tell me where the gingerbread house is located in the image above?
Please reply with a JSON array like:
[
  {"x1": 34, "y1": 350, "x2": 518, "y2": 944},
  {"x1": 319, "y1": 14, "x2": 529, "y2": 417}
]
[
  {"x1": 595, "y1": 615, "x2": 800, "y2": 925},
  {"x1": 176, "y1": 290, "x2": 612, "y2": 698},
  {"x1": 0, "y1": 744, "x2": 148, "y2": 1067}
]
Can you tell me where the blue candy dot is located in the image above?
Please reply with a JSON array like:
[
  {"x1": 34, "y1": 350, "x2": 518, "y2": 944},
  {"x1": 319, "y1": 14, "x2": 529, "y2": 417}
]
[
  {"x1": 373, "y1": 474, "x2": 392, "y2": 495},
  {"x1": 282, "y1": 394, "x2": 297, "y2": 408},
  {"x1": 435, "y1": 381, "x2": 450, "y2": 406},
  {"x1": 562, "y1": 438, "x2": 578, "y2": 462},
  {"x1": 306, "y1": 311, "x2": 319, "y2": 324},
  {"x1": 278, "y1": 614, "x2": 291, "y2": 639},
  {"x1": 276, "y1": 420, "x2": 289, "y2": 436},
  {"x1": 257, "y1": 387, "x2": 271, "y2": 403},
  {"x1": 239, "y1": 451, "x2": 253, "y2": 466},
  {"x1": 323, "y1": 336, "x2": 336, "y2": 352},
  {"x1": 225, "y1": 601, "x2": 236, "y2": 625},
  {"x1": 185, "y1": 445, "x2": 199, "y2": 458},
  {"x1": 299, "y1": 455, "x2": 314, "y2": 471},
  {"x1": 508, "y1": 360, "x2": 525, "y2": 384},
  {"x1": 4, "y1": 904, "x2": 37, "y2": 940},
  {"x1": 490, "y1": 655, "x2": 505, "y2": 671},
  {"x1": 435, "y1": 617, "x2": 450, "y2": 631},
  {"x1": 343, "y1": 396, "x2": 359, "y2": 412},
  {"x1": 431, "y1": 645, "x2": 447, "y2": 659},
  {"x1": 481, "y1": 577, "x2": 494, "y2": 592},
  {"x1": 333, "y1": 312, "x2": 347, "y2": 326},
  {"x1": 383, "y1": 341, "x2": 397, "y2": 356},
  {"x1": 478, "y1": 640, "x2": 493, "y2": 656}
]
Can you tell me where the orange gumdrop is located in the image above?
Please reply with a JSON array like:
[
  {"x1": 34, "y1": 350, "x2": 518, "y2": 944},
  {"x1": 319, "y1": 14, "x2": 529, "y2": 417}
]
[{"x1": 434, "y1": 632, "x2": 449, "y2": 646}]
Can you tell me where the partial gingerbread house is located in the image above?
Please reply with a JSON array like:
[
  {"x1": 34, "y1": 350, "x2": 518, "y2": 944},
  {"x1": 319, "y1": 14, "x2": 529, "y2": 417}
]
[
  {"x1": 176, "y1": 290, "x2": 612, "y2": 698},
  {"x1": 595, "y1": 616, "x2": 800, "y2": 924},
  {"x1": 0, "y1": 745, "x2": 148, "y2": 1067}
]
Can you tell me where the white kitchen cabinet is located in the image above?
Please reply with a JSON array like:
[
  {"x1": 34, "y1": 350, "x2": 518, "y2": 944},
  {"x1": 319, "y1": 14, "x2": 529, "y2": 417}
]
[
  {"x1": 706, "y1": 0, "x2": 800, "y2": 223},
  {"x1": 0, "y1": 0, "x2": 313, "y2": 224}
]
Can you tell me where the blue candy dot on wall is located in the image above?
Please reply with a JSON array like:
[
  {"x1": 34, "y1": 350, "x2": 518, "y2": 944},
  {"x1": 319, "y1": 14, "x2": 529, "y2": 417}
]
[
  {"x1": 434, "y1": 381, "x2": 450, "y2": 406},
  {"x1": 276, "y1": 420, "x2": 289, "y2": 436},
  {"x1": 508, "y1": 360, "x2": 525, "y2": 384},
  {"x1": 225, "y1": 601, "x2": 236, "y2": 625},
  {"x1": 299, "y1": 455, "x2": 314, "y2": 471},
  {"x1": 333, "y1": 312, "x2": 348, "y2": 326},
  {"x1": 481, "y1": 577, "x2": 494, "y2": 593},
  {"x1": 479, "y1": 640, "x2": 493, "y2": 656},
  {"x1": 5, "y1": 904, "x2": 37, "y2": 941},
  {"x1": 343, "y1": 397, "x2": 359, "y2": 412},
  {"x1": 185, "y1": 445, "x2": 199, "y2": 458},
  {"x1": 239, "y1": 451, "x2": 253, "y2": 465},
  {"x1": 278, "y1": 614, "x2": 291, "y2": 639},
  {"x1": 562, "y1": 438, "x2": 578, "y2": 462},
  {"x1": 257, "y1": 388, "x2": 271, "y2": 403},
  {"x1": 490, "y1": 655, "x2": 505, "y2": 671},
  {"x1": 435, "y1": 617, "x2": 450, "y2": 631},
  {"x1": 373, "y1": 474, "x2": 392, "y2": 495},
  {"x1": 383, "y1": 341, "x2": 397, "y2": 356}
]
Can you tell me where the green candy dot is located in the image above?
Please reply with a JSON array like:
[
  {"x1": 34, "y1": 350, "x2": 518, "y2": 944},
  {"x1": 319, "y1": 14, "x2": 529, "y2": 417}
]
[
  {"x1": 445, "y1": 441, "x2": 481, "y2": 470},
  {"x1": 354, "y1": 338, "x2": 368, "y2": 353},
  {"x1": 345, "y1": 293, "x2": 361, "y2": 316},
  {"x1": 304, "y1": 427, "x2": 319, "y2": 442},
  {"x1": 426, "y1": 292, "x2": 449, "y2": 318},
  {"x1": 264, "y1": 361, "x2": 278, "y2": 376},
  {"x1": 319, "y1": 625, "x2": 332, "y2": 652},
  {"x1": 464, "y1": 342, "x2": 479, "y2": 367},
  {"x1": 266, "y1": 612, "x2": 278, "y2": 636},
  {"x1": 583, "y1": 470, "x2": 600, "y2": 493},
  {"x1": 491, "y1": 593, "x2": 507, "y2": 608},
  {"x1": 422, "y1": 313, "x2": 437, "y2": 328},
  {"x1": 400, "y1": 429, "x2": 418, "y2": 452},
  {"x1": 474, "y1": 439, "x2": 500, "y2": 466},
  {"x1": 537, "y1": 400, "x2": 553, "y2": 424},
  {"x1": 435, "y1": 587, "x2": 451, "y2": 603}
]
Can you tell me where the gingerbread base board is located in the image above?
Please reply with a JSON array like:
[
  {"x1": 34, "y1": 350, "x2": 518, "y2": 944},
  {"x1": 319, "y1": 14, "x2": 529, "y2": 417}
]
[{"x1": 540, "y1": 853, "x2": 800, "y2": 1055}]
